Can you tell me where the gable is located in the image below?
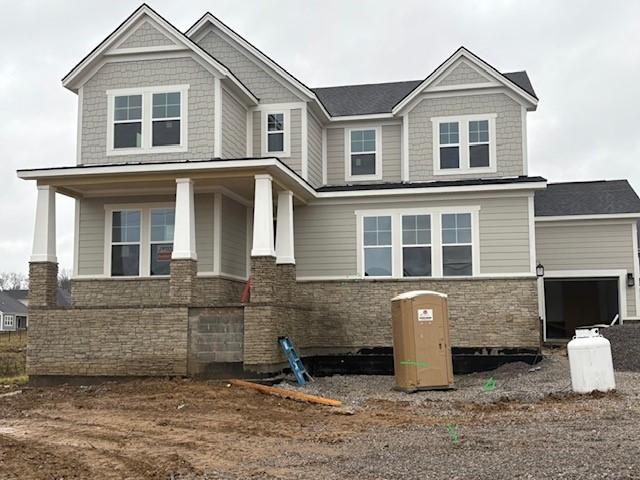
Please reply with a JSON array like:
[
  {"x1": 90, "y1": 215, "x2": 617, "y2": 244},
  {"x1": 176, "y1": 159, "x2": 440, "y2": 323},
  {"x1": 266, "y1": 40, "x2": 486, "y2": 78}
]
[
  {"x1": 196, "y1": 28, "x2": 302, "y2": 103},
  {"x1": 115, "y1": 19, "x2": 179, "y2": 49},
  {"x1": 432, "y1": 59, "x2": 495, "y2": 88}
]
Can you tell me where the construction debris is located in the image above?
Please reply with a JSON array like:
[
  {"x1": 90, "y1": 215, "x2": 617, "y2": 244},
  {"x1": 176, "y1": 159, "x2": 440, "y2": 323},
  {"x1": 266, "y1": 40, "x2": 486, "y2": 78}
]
[{"x1": 230, "y1": 379, "x2": 342, "y2": 407}]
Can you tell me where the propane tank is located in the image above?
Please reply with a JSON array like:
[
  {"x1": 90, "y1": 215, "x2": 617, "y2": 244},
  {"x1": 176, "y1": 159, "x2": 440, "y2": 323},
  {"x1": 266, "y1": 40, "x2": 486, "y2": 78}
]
[{"x1": 567, "y1": 328, "x2": 615, "y2": 394}]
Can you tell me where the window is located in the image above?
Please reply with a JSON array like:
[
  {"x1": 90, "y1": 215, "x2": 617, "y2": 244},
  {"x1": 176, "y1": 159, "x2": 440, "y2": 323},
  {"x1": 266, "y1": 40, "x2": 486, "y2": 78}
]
[
  {"x1": 469, "y1": 120, "x2": 489, "y2": 167},
  {"x1": 111, "y1": 210, "x2": 141, "y2": 276},
  {"x1": 3, "y1": 315, "x2": 14, "y2": 329},
  {"x1": 150, "y1": 208, "x2": 175, "y2": 276},
  {"x1": 107, "y1": 85, "x2": 188, "y2": 155},
  {"x1": 113, "y1": 95, "x2": 142, "y2": 149},
  {"x1": 402, "y1": 215, "x2": 431, "y2": 277},
  {"x1": 267, "y1": 113, "x2": 285, "y2": 153},
  {"x1": 152, "y1": 92, "x2": 181, "y2": 147},
  {"x1": 442, "y1": 213, "x2": 473, "y2": 276},
  {"x1": 439, "y1": 122, "x2": 459, "y2": 169},
  {"x1": 363, "y1": 216, "x2": 392, "y2": 277},
  {"x1": 349, "y1": 129, "x2": 378, "y2": 178},
  {"x1": 433, "y1": 114, "x2": 496, "y2": 174}
]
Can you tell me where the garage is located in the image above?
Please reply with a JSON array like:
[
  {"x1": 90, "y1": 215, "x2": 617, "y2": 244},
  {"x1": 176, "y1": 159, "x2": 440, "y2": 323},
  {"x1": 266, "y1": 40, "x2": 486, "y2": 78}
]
[{"x1": 543, "y1": 277, "x2": 620, "y2": 340}]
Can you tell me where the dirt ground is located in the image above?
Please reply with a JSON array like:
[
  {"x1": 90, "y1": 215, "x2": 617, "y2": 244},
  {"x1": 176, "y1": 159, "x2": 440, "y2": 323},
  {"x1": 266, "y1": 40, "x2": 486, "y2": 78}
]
[{"x1": 1, "y1": 355, "x2": 640, "y2": 479}]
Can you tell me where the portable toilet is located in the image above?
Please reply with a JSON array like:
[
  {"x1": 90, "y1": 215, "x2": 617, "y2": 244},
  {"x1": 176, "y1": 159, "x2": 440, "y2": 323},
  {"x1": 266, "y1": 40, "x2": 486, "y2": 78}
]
[{"x1": 391, "y1": 291, "x2": 454, "y2": 392}]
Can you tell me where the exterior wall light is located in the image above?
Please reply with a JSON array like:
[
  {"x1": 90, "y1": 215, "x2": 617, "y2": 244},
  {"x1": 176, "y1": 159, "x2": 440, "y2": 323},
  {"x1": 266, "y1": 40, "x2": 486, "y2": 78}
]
[
  {"x1": 536, "y1": 263, "x2": 545, "y2": 278},
  {"x1": 627, "y1": 273, "x2": 635, "y2": 288}
]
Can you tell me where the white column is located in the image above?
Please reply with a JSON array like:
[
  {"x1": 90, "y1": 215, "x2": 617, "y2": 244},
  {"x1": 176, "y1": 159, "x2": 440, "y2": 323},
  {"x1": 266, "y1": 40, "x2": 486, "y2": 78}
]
[
  {"x1": 275, "y1": 190, "x2": 295, "y2": 264},
  {"x1": 172, "y1": 178, "x2": 197, "y2": 260},
  {"x1": 31, "y1": 185, "x2": 57, "y2": 263},
  {"x1": 251, "y1": 174, "x2": 275, "y2": 257}
]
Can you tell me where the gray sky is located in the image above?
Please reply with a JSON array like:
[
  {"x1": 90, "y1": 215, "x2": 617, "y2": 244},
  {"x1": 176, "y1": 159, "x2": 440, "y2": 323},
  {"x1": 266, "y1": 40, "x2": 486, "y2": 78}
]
[{"x1": 1, "y1": 0, "x2": 639, "y2": 275}]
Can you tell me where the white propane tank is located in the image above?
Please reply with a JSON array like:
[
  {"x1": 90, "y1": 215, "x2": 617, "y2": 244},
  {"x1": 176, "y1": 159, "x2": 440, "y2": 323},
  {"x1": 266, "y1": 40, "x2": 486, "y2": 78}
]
[{"x1": 567, "y1": 328, "x2": 616, "y2": 394}]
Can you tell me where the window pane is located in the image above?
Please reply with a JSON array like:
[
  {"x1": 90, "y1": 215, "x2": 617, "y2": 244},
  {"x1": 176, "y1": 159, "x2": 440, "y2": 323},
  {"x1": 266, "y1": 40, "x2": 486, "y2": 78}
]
[
  {"x1": 152, "y1": 92, "x2": 180, "y2": 119},
  {"x1": 457, "y1": 213, "x2": 471, "y2": 228},
  {"x1": 268, "y1": 132, "x2": 284, "y2": 152},
  {"x1": 151, "y1": 243, "x2": 173, "y2": 276},
  {"x1": 112, "y1": 211, "x2": 140, "y2": 242},
  {"x1": 114, "y1": 122, "x2": 141, "y2": 149},
  {"x1": 152, "y1": 120, "x2": 180, "y2": 146},
  {"x1": 268, "y1": 113, "x2": 284, "y2": 131},
  {"x1": 442, "y1": 214, "x2": 456, "y2": 229},
  {"x1": 364, "y1": 247, "x2": 392, "y2": 276},
  {"x1": 351, "y1": 129, "x2": 376, "y2": 153},
  {"x1": 151, "y1": 208, "x2": 175, "y2": 242},
  {"x1": 440, "y1": 146, "x2": 459, "y2": 169},
  {"x1": 363, "y1": 217, "x2": 377, "y2": 232},
  {"x1": 469, "y1": 120, "x2": 489, "y2": 143},
  {"x1": 111, "y1": 244, "x2": 140, "y2": 276},
  {"x1": 442, "y1": 213, "x2": 471, "y2": 245},
  {"x1": 363, "y1": 231, "x2": 377, "y2": 246},
  {"x1": 378, "y1": 216, "x2": 391, "y2": 231},
  {"x1": 351, "y1": 153, "x2": 376, "y2": 175},
  {"x1": 458, "y1": 228, "x2": 472, "y2": 243},
  {"x1": 363, "y1": 216, "x2": 391, "y2": 246},
  {"x1": 439, "y1": 122, "x2": 459, "y2": 144},
  {"x1": 443, "y1": 245, "x2": 472, "y2": 276},
  {"x1": 442, "y1": 229, "x2": 457, "y2": 244},
  {"x1": 403, "y1": 246, "x2": 432, "y2": 277},
  {"x1": 470, "y1": 144, "x2": 490, "y2": 167},
  {"x1": 402, "y1": 230, "x2": 416, "y2": 245},
  {"x1": 114, "y1": 95, "x2": 142, "y2": 120}
]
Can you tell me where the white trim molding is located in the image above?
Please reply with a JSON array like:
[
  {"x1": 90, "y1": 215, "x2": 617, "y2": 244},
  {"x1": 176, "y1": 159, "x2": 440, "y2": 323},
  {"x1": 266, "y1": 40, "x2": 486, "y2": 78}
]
[
  {"x1": 31, "y1": 185, "x2": 57, "y2": 263},
  {"x1": 401, "y1": 113, "x2": 410, "y2": 182},
  {"x1": 300, "y1": 106, "x2": 309, "y2": 180},
  {"x1": 173, "y1": 178, "x2": 197, "y2": 260},
  {"x1": 106, "y1": 84, "x2": 189, "y2": 157},
  {"x1": 528, "y1": 194, "x2": 536, "y2": 274},
  {"x1": 214, "y1": 77, "x2": 222, "y2": 158},
  {"x1": 632, "y1": 222, "x2": 640, "y2": 318},
  {"x1": 536, "y1": 213, "x2": 640, "y2": 222},
  {"x1": 344, "y1": 125, "x2": 383, "y2": 182},
  {"x1": 251, "y1": 174, "x2": 275, "y2": 257},
  {"x1": 275, "y1": 190, "x2": 295, "y2": 264},
  {"x1": 432, "y1": 113, "x2": 497, "y2": 176}
]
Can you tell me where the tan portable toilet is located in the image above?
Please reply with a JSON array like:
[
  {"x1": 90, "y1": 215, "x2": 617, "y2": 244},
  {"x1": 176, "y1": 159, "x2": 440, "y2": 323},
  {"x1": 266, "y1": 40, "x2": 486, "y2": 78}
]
[{"x1": 391, "y1": 291, "x2": 454, "y2": 391}]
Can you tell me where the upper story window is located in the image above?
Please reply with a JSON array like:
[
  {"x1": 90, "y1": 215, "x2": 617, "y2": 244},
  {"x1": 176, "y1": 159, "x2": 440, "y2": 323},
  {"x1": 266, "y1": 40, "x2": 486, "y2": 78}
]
[
  {"x1": 432, "y1": 114, "x2": 496, "y2": 175},
  {"x1": 261, "y1": 109, "x2": 290, "y2": 157},
  {"x1": 346, "y1": 127, "x2": 382, "y2": 181},
  {"x1": 107, "y1": 85, "x2": 189, "y2": 156}
]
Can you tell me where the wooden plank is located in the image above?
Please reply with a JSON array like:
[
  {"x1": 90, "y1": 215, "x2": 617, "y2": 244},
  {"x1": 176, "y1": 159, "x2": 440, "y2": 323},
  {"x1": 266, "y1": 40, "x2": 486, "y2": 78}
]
[{"x1": 230, "y1": 379, "x2": 342, "y2": 407}]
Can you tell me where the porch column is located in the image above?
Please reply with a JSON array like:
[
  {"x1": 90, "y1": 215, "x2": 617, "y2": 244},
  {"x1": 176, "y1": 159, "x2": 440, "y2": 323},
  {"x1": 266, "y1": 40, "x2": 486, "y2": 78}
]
[
  {"x1": 275, "y1": 190, "x2": 295, "y2": 264},
  {"x1": 29, "y1": 185, "x2": 58, "y2": 308},
  {"x1": 171, "y1": 178, "x2": 197, "y2": 305},
  {"x1": 251, "y1": 174, "x2": 275, "y2": 257}
]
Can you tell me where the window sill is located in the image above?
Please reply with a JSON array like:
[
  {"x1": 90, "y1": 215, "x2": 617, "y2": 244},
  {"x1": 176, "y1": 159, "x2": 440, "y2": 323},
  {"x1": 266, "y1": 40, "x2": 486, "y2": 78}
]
[
  {"x1": 346, "y1": 174, "x2": 383, "y2": 182},
  {"x1": 107, "y1": 145, "x2": 187, "y2": 157},
  {"x1": 433, "y1": 167, "x2": 497, "y2": 176}
]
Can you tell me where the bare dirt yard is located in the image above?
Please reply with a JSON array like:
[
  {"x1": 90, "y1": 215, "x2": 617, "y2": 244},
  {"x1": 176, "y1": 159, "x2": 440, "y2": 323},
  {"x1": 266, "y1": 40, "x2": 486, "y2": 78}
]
[{"x1": 1, "y1": 353, "x2": 640, "y2": 479}]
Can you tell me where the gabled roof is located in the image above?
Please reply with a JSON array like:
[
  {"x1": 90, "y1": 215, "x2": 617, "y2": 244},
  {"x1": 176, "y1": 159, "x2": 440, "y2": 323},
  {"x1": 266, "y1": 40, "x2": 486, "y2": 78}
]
[
  {"x1": 62, "y1": 4, "x2": 258, "y2": 104},
  {"x1": 535, "y1": 180, "x2": 640, "y2": 217},
  {"x1": 313, "y1": 71, "x2": 535, "y2": 117},
  {"x1": 0, "y1": 292, "x2": 27, "y2": 315}
]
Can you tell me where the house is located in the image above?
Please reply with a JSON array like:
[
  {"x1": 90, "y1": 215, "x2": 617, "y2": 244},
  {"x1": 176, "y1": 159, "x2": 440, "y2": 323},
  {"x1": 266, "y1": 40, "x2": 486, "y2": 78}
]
[
  {"x1": 0, "y1": 289, "x2": 72, "y2": 332},
  {"x1": 0, "y1": 292, "x2": 28, "y2": 331},
  {"x1": 16, "y1": 5, "x2": 640, "y2": 378}
]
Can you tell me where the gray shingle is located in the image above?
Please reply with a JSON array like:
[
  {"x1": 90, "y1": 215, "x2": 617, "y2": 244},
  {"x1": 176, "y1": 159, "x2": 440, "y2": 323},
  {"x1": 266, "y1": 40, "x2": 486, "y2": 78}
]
[
  {"x1": 0, "y1": 291, "x2": 28, "y2": 315},
  {"x1": 535, "y1": 180, "x2": 640, "y2": 217},
  {"x1": 312, "y1": 71, "x2": 535, "y2": 117}
]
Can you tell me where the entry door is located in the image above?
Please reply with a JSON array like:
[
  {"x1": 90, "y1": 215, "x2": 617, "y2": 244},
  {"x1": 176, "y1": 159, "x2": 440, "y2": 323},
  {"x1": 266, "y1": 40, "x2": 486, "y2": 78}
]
[{"x1": 412, "y1": 297, "x2": 451, "y2": 386}]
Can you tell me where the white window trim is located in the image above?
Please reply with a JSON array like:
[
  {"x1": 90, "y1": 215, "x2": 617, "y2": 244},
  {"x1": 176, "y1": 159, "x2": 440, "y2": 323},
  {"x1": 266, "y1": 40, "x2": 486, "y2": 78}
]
[
  {"x1": 356, "y1": 206, "x2": 480, "y2": 279},
  {"x1": 345, "y1": 126, "x2": 383, "y2": 182},
  {"x1": 261, "y1": 109, "x2": 291, "y2": 158},
  {"x1": 104, "y1": 202, "x2": 175, "y2": 278},
  {"x1": 432, "y1": 113, "x2": 497, "y2": 176},
  {"x1": 106, "y1": 85, "x2": 189, "y2": 157},
  {"x1": 4, "y1": 314, "x2": 15, "y2": 328}
]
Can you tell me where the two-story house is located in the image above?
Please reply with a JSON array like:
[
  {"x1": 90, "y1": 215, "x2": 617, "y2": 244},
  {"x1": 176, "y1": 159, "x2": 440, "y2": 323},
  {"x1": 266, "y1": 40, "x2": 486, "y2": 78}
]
[{"x1": 18, "y1": 5, "x2": 640, "y2": 378}]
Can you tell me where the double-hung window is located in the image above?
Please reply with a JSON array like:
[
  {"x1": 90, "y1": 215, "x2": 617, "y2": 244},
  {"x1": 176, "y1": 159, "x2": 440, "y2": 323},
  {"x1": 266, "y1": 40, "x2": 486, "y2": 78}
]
[
  {"x1": 108, "y1": 85, "x2": 188, "y2": 155},
  {"x1": 110, "y1": 210, "x2": 141, "y2": 277},
  {"x1": 402, "y1": 215, "x2": 432, "y2": 277},
  {"x1": 4, "y1": 315, "x2": 14, "y2": 329},
  {"x1": 442, "y1": 213, "x2": 473, "y2": 276},
  {"x1": 261, "y1": 109, "x2": 290, "y2": 157},
  {"x1": 150, "y1": 208, "x2": 175, "y2": 276},
  {"x1": 433, "y1": 114, "x2": 496, "y2": 174},
  {"x1": 267, "y1": 113, "x2": 285, "y2": 153},
  {"x1": 363, "y1": 216, "x2": 392, "y2": 277}
]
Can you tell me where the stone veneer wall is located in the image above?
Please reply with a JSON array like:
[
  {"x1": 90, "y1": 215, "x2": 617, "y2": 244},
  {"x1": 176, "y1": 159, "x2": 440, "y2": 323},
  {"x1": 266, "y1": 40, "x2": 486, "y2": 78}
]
[
  {"x1": 29, "y1": 262, "x2": 58, "y2": 307},
  {"x1": 27, "y1": 307, "x2": 189, "y2": 376}
]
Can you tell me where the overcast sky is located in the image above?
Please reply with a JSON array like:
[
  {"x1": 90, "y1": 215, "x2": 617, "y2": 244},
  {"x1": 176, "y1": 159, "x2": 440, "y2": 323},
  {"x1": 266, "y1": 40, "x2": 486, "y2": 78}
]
[{"x1": 1, "y1": 0, "x2": 639, "y2": 276}]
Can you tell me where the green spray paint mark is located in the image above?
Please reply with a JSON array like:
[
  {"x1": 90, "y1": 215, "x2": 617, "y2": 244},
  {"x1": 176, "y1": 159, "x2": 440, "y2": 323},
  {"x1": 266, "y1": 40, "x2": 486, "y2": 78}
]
[
  {"x1": 400, "y1": 360, "x2": 430, "y2": 367},
  {"x1": 482, "y1": 377, "x2": 496, "y2": 392},
  {"x1": 446, "y1": 424, "x2": 459, "y2": 445}
]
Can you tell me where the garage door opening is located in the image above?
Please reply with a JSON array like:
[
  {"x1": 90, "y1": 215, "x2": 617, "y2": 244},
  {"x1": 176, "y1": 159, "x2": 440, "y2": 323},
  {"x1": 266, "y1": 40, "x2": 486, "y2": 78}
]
[{"x1": 544, "y1": 278, "x2": 619, "y2": 340}]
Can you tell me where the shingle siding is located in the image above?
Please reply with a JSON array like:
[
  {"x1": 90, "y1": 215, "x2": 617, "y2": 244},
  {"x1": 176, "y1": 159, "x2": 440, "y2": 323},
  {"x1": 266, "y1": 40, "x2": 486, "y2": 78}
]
[
  {"x1": 118, "y1": 21, "x2": 177, "y2": 49},
  {"x1": 435, "y1": 61, "x2": 491, "y2": 87},
  {"x1": 307, "y1": 112, "x2": 323, "y2": 187},
  {"x1": 80, "y1": 58, "x2": 216, "y2": 164},
  {"x1": 221, "y1": 88, "x2": 246, "y2": 158}
]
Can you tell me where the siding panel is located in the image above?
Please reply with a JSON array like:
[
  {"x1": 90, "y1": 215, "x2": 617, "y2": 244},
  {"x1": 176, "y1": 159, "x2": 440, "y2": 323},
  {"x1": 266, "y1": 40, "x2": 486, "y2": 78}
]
[
  {"x1": 221, "y1": 89, "x2": 246, "y2": 158},
  {"x1": 308, "y1": 112, "x2": 323, "y2": 187},
  {"x1": 221, "y1": 196, "x2": 247, "y2": 278}
]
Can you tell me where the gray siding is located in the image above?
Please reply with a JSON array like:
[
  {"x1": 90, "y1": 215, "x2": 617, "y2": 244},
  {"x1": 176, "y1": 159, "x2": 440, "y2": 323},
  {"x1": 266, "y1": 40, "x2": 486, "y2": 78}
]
[
  {"x1": 408, "y1": 93, "x2": 523, "y2": 181},
  {"x1": 288, "y1": 108, "x2": 302, "y2": 175},
  {"x1": 536, "y1": 221, "x2": 637, "y2": 316},
  {"x1": 196, "y1": 29, "x2": 302, "y2": 103},
  {"x1": 195, "y1": 194, "x2": 215, "y2": 272},
  {"x1": 294, "y1": 193, "x2": 531, "y2": 278},
  {"x1": 118, "y1": 21, "x2": 176, "y2": 49},
  {"x1": 81, "y1": 57, "x2": 216, "y2": 165},
  {"x1": 435, "y1": 61, "x2": 491, "y2": 87},
  {"x1": 221, "y1": 196, "x2": 247, "y2": 278},
  {"x1": 325, "y1": 123, "x2": 402, "y2": 185},
  {"x1": 252, "y1": 111, "x2": 261, "y2": 157},
  {"x1": 221, "y1": 88, "x2": 246, "y2": 158},
  {"x1": 308, "y1": 112, "x2": 323, "y2": 187}
]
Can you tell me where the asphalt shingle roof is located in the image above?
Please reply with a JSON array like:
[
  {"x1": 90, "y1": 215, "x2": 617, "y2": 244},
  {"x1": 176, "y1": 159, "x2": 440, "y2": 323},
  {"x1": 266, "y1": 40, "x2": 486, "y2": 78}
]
[
  {"x1": 0, "y1": 291, "x2": 27, "y2": 315},
  {"x1": 312, "y1": 71, "x2": 535, "y2": 117},
  {"x1": 534, "y1": 180, "x2": 640, "y2": 217}
]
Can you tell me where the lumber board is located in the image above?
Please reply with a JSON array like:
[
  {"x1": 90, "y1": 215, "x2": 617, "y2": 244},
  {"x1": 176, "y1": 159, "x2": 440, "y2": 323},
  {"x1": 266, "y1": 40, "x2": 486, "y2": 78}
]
[{"x1": 230, "y1": 379, "x2": 342, "y2": 407}]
